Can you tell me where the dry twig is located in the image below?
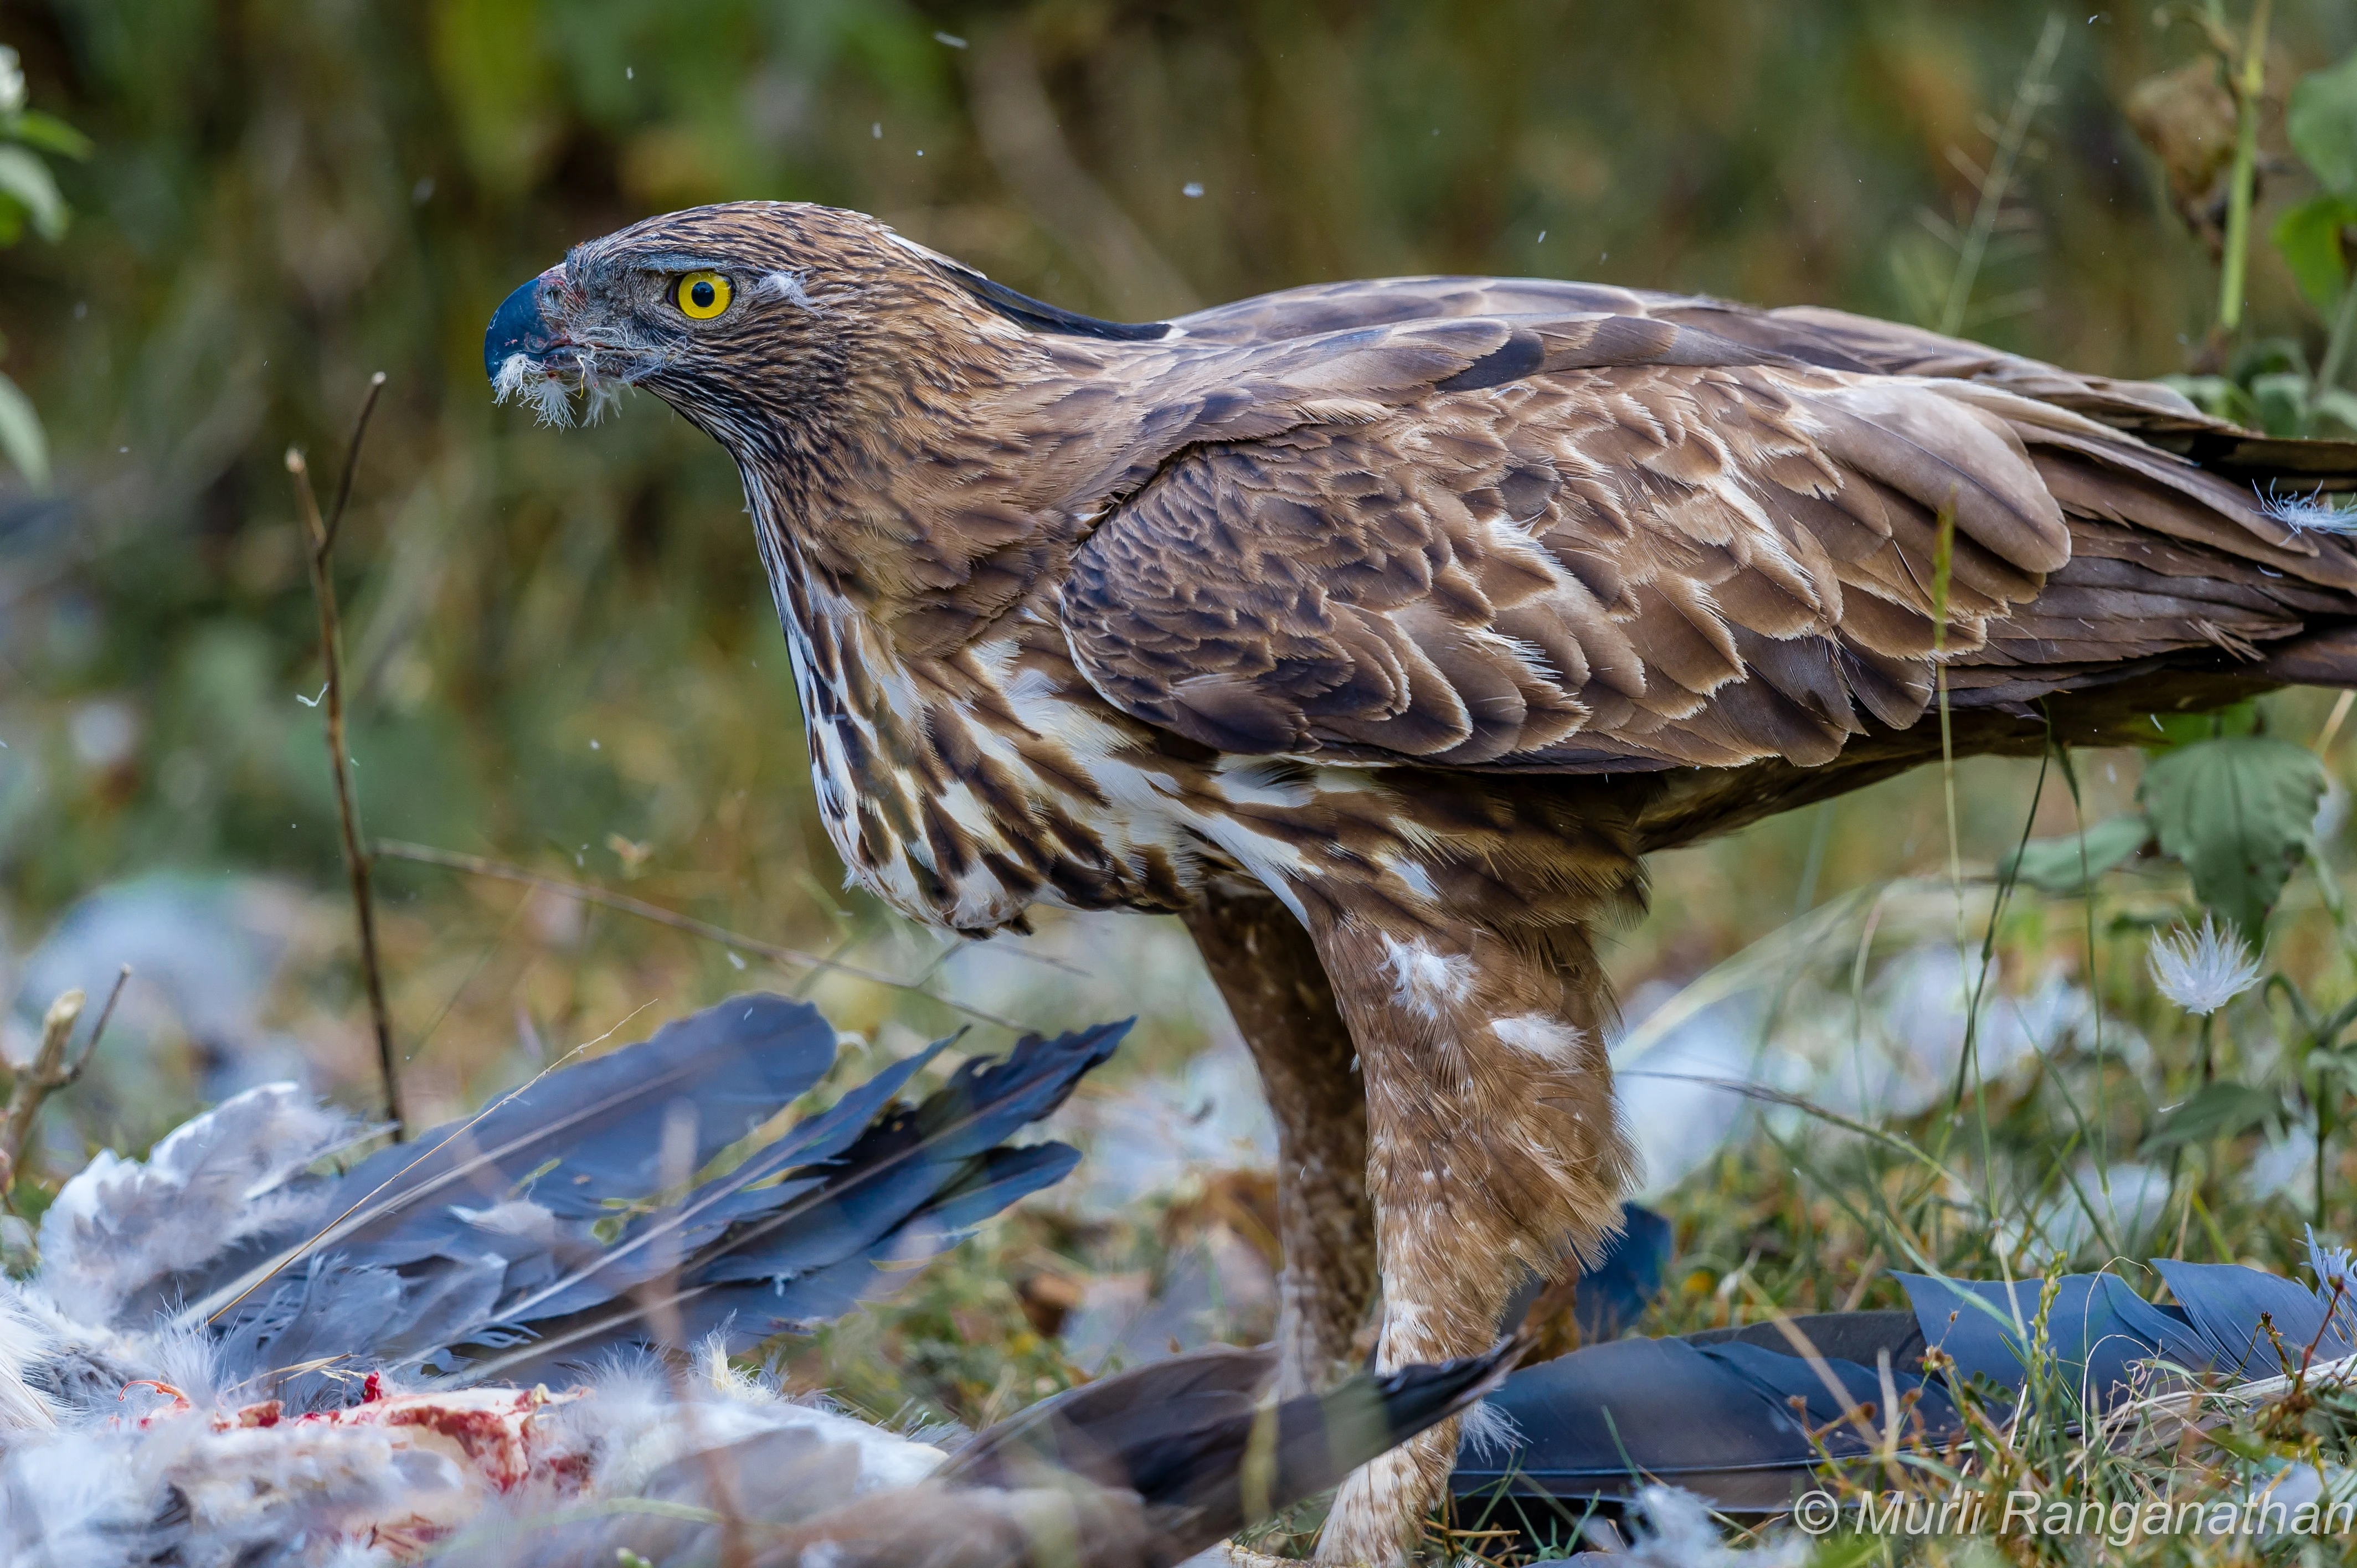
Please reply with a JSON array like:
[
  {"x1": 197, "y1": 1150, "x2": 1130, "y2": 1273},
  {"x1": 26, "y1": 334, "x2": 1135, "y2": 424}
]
[
  {"x1": 1929, "y1": 13, "x2": 2063, "y2": 337},
  {"x1": 0, "y1": 966, "x2": 130, "y2": 1192},
  {"x1": 289, "y1": 370, "x2": 404, "y2": 1138},
  {"x1": 373, "y1": 837, "x2": 1028, "y2": 1031},
  {"x1": 637, "y1": 1105, "x2": 752, "y2": 1568}
]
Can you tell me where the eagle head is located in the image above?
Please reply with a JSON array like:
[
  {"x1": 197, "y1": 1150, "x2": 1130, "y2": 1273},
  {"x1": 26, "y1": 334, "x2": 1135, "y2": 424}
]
[
  {"x1": 487, "y1": 200, "x2": 1172, "y2": 455},
  {"x1": 481, "y1": 200, "x2": 944, "y2": 450}
]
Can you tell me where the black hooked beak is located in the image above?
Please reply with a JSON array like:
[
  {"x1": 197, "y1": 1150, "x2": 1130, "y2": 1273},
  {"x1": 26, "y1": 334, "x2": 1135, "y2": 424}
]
[{"x1": 483, "y1": 271, "x2": 561, "y2": 382}]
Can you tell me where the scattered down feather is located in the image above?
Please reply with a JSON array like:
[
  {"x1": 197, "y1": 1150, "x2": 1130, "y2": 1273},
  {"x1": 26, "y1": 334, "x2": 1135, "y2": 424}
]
[
  {"x1": 0, "y1": 993, "x2": 1130, "y2": 1566},
  {"x1": 431, "y1": 1341, "x2": 1517, "y2": 1568},
  {"x1": 0, "y1": 1342, "x2": 956, "y2": 1568},
  {"x1": 0, "y1": 1329, "x2": 1509, "y2": 1568},
  {"x1": 34, "y1": 1082, "x2": 364, "y2": 1333},
  {"x1": 1557, "y1": 1486, "x2": 1810, "y2": 1567},
  {"x1": 1453, "y1": 1243, "x2": 2357, "y2": 1517}
]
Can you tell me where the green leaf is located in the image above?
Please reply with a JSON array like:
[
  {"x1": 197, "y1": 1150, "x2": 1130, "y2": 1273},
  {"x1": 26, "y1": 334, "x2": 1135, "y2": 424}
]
[
  {"x1": 2316, "y1": 387, "x2": 2357, "y2": 438},
  {"x1": 2288, "y1": 48, "x2": 2357, "y2": 195},
  {"x1": 2230, "y1": 337, "x2": 2310, "y2": 383},
  {"x1": 1796, "y1": 1538, "x2": 1883, "y2": 1568},
  {"x1": 2251, "y1": 372, "x2": 2316, "y2": 437},
  {"x1": 2272, "y1": 193, "x2": 2357, "y2": 314},
  {"x1": 0, "y1": 370, "x2": 50, "y2": 488},
  {"x1": 0, "y1": 146, "x2": 65, "y2": 240},
  {"x1": 6, "y1": 111, "x2": 91, "y2": 161},
  {"x1": 2148, "y1": 699, "x2": 2260, "y2": 749},
  {"x1": 2140, "y1": 1080, "x2": 2280, "y2": 1153},
  {"x1": 2140, "y1": 735, "x2": 2328, "y2": 937},
  {"x1": 2158, "y1": 374, "x2": 2260, "y2": 427},
  {"x1": 2000, "y1": 812, "x2": 2152, "y2": 894}
]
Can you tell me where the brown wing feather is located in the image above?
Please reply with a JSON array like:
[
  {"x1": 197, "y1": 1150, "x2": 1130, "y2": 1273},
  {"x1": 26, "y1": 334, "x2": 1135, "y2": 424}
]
[
  {"x1": 1166, "y1": 273, "x2": 2224, "y2": 445},
  {"x1": 1062, "y1": 353, "x2": 2357, "y2": 774}
]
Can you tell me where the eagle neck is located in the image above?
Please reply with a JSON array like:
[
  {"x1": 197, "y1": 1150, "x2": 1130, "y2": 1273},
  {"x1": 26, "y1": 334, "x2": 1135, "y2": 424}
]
[{"x1": 741, "y1": 323, "x2": 1138, "y2": 652}]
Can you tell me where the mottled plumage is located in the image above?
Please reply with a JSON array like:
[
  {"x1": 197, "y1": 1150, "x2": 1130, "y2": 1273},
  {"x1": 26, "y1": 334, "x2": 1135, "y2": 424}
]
[{"x1": 487, "y1": 202, "x2": 2357, "y2": 1564}]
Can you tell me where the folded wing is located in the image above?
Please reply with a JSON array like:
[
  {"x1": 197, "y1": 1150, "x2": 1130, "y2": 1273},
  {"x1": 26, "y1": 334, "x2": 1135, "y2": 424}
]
[{"x1": 1064, "y1": 314, "x2": 2357, "y2": 773}]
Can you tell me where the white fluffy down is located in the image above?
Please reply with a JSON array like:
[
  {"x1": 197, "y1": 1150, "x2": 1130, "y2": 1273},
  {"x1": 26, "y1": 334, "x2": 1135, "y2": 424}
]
[
  {"x1": 0, "y1": 1084, "x2": 948, "y2": 1566},
  {"x1": 490, "y1": 352, "x2": 620, "y2": 427},
  {"x1": 1453, "y1": 1395, "x2": 1523, "y2": 1462},
  {"x1": 1577, "y1": 1485, "x2": 1811, "y2": 1566},
  {"x1": 544, "y1": 1344, "x2": 948, "y2": 1503},
  {"x1": 0, "y1": 1316, "x2": 948, "y2": 1568},
  {"x1": 490, "y1": 352, "x2": 578, "y2": 427},
  {"x1": 36, "y1": 1082, "x2": 357, "y2": 1328}
]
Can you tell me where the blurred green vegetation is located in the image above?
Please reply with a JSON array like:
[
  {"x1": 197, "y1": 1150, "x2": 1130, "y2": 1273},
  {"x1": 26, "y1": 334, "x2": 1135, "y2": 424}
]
[
  {"x1": 0, "y1": 7, "x2": 2337, "y2": 1113},
  {"x1": 0, "y1": 0, "x2": 2351, "y2": 1118},
  {"x1": 0, "y1": 40, "x2": 86, "y2": 485}
]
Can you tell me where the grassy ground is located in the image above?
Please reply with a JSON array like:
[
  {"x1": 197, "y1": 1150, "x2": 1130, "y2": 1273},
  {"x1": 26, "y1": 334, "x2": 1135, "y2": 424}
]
[{"x1": 13, "y1": 604, "x2": 2357, "y2": 1568}]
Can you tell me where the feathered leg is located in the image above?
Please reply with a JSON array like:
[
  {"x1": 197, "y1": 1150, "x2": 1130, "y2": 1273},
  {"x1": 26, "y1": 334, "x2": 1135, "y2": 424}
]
[
  {"x1": 1297, "y1": 898, "x2": 1634, "y2": 1567},
  {"x1": 1182, "y1": 880, "x2": 1377, "y2": 1396}
]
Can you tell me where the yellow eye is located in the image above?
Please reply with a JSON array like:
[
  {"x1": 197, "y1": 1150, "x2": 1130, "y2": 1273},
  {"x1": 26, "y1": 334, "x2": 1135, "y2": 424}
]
[{"x1": 676, "y1": 271, "x2": 732, "y2": 319}]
